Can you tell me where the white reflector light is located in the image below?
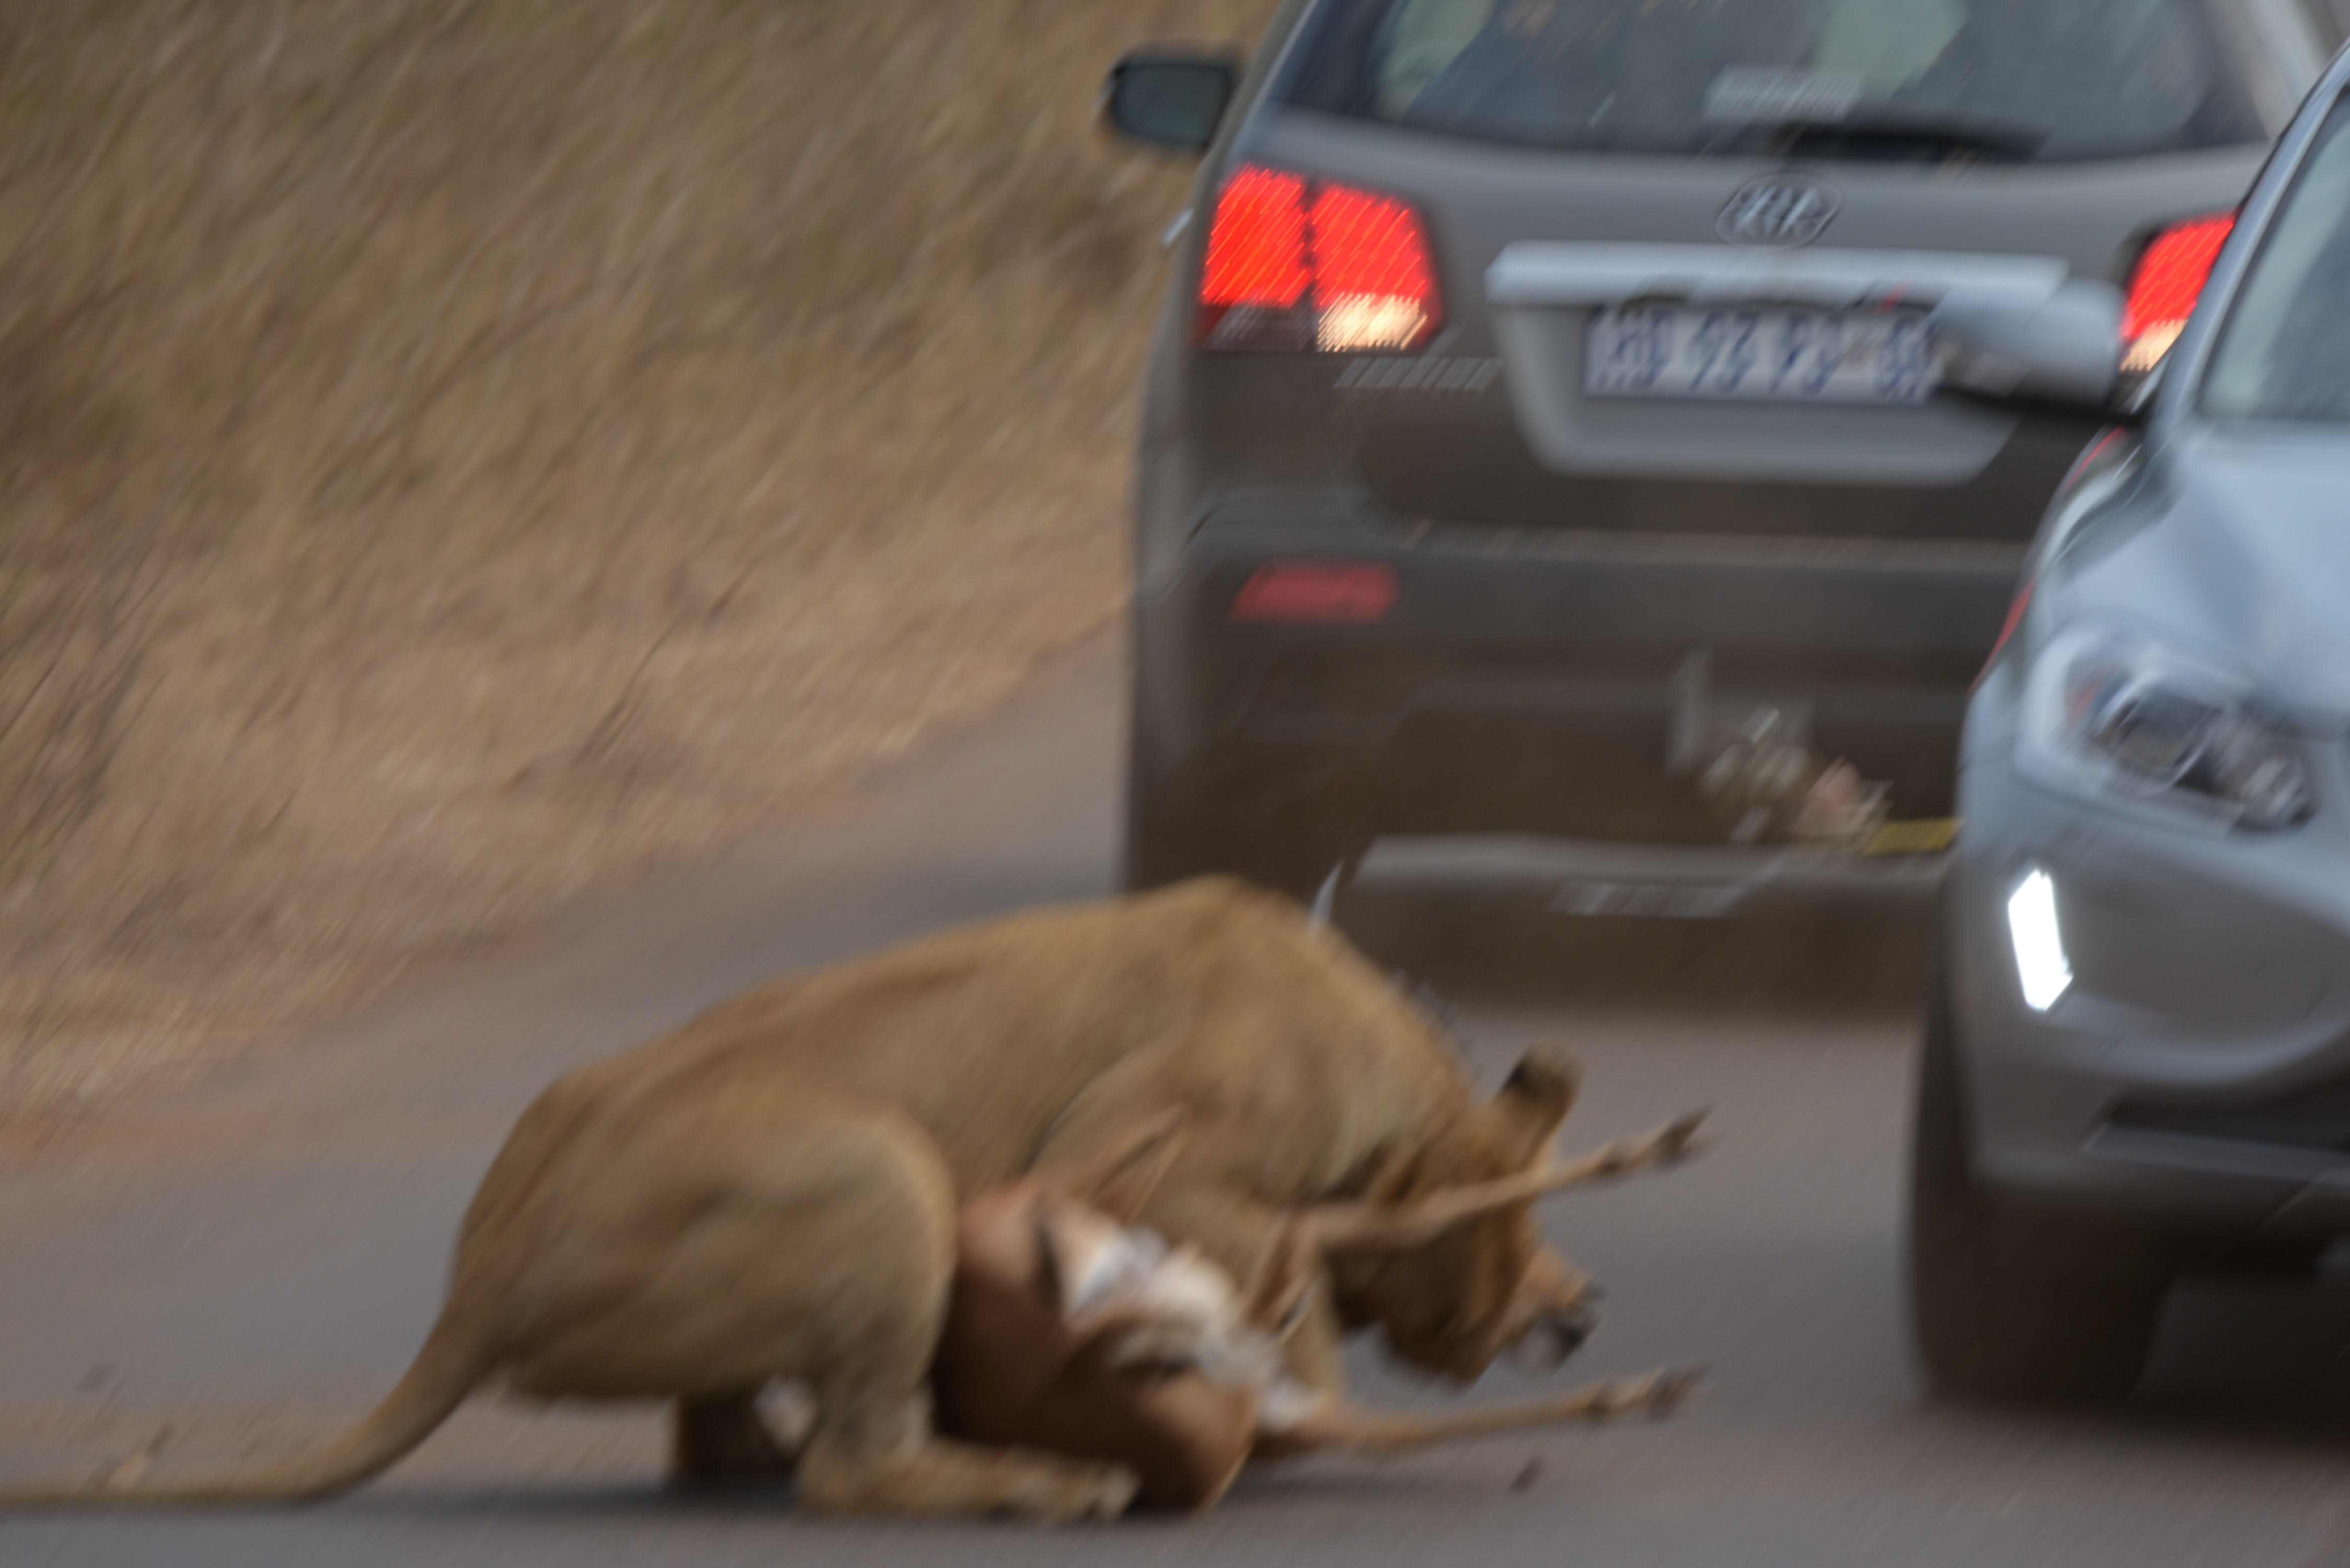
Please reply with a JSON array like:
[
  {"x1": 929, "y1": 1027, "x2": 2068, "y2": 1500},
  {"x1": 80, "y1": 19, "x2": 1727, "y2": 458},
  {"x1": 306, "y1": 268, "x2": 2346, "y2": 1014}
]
[
  {"x1": 2006, "y1": 868, "x2": 2072, "y2": 1013},
  {"x1": 1316, "y1": 294, "x2": 1430, "y2": 352}
]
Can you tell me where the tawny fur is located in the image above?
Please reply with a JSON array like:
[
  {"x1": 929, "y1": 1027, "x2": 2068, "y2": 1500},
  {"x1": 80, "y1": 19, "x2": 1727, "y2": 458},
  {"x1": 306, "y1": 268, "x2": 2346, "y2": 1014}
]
[{"x1": 0, "y1": 878, "x2": 1643, "y2": 1519}]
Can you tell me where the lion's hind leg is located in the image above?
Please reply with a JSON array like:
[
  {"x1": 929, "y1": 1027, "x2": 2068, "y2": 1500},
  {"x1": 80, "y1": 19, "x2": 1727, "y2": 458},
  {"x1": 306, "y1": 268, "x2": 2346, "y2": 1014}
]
[
  {"x1": 516, "y1": 1086, "x2": 1131, "y2": 1518},
  {"x1": 694, "y1": 1100, "x2": 1133, "y2": 1521},
  {"x1": 798, "y1": 1398, "x2": 1136, "y2": 1521}
]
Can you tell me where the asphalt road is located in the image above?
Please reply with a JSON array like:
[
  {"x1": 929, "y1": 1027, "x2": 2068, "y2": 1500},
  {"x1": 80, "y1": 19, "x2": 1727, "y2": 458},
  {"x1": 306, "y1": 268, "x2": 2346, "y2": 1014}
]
[{"x1": 4, "y1": 630, "x2": 2349, "y2": 1568}]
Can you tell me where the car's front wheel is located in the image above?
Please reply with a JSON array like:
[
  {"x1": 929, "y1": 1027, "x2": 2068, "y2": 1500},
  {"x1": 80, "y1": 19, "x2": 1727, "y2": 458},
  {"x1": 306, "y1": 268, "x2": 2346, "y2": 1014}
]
[{"x1": 1907, "y1": 961, "x2": 2171, "y2": 1404}]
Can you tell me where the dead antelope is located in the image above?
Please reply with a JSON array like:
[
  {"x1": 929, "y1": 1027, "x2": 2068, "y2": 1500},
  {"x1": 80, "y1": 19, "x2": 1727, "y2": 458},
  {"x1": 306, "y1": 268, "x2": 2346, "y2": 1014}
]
[{"x1": 934, "y1": 1109, "x2": 1709, "y2": 1510}]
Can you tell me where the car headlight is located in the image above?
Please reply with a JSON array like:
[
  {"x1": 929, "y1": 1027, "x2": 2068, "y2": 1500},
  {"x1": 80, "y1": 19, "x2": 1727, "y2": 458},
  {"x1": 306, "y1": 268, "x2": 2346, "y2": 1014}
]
[{"x1": 2018, "y1": 629, "x2": 2315, "y2": 831}]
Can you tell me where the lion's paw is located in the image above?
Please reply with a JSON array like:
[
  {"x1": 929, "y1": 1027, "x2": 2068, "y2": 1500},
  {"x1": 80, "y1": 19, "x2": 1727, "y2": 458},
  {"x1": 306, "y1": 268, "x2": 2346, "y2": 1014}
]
[{"x1": 1038, "y1": 1461, "x2": 1138, "y2": 1523}]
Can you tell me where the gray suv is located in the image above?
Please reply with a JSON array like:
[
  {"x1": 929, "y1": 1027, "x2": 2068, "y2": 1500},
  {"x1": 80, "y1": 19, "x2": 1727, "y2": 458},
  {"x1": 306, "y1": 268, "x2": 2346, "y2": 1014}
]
[
  {"x1": 1917, "y1": 41, "x2": 2350, "y2": 1403},
  {"x1": 1108, "y1": 0, "x2": 2344, "y2": 895}
]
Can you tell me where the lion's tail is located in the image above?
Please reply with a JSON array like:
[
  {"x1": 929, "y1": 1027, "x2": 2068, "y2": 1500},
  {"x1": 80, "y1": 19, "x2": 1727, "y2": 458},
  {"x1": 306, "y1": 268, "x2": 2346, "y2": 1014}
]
[{"x1": 0, "y1": 1299, "x2": 491, "y2": 1508}]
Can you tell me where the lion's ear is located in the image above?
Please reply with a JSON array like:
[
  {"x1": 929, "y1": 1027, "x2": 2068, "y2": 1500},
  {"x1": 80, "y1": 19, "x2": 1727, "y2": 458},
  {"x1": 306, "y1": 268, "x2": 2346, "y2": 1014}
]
[
  {"x1": 1059, "y1": 1109, "x2": 1188, "y2": 1226},
  {"x1": 1493, "y1": 1046, "x2": 1580, "y2": 1161}
]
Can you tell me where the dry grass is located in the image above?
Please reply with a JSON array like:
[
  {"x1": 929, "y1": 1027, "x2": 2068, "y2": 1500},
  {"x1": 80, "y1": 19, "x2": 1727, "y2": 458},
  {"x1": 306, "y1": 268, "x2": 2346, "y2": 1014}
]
[{"x1": 0, "y1": 0, "x2": 1277, "y2": 1122}]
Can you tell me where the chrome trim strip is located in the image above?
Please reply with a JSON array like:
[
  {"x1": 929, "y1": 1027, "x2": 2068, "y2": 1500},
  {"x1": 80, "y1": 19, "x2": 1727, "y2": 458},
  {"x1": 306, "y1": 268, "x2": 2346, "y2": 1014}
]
[{"x1": 1488, "y1": 243, "x2": 2070, "y2": 311}]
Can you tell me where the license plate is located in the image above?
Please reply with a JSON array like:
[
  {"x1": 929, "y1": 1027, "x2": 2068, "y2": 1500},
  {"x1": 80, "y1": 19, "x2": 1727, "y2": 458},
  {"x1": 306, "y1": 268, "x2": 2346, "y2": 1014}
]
[{"x1": 1585, "y1": 305, "x2": 1938, "y2": 405}]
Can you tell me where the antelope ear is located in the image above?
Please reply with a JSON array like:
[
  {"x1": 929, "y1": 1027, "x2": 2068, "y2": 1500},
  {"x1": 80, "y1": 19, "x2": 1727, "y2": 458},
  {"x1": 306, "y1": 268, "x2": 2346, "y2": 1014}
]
[
  {"x1": 1058, "y1": 1109, "x2": 1189, "y2": 1226},
  {"x1": 1493, "y1": 1046, "x2": 1580, "y2": 1161}
]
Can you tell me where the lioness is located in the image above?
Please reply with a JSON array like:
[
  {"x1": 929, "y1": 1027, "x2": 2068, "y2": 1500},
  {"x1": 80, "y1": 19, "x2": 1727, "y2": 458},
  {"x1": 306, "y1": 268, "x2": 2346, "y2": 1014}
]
[{"x1": 1, "y1": 877, "x2": 1648, "y2": 1518}]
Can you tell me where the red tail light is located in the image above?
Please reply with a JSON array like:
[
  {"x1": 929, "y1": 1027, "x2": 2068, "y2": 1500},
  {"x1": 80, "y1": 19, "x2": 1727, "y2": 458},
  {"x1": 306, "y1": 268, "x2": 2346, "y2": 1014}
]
[
  {"x1": 1196, "y1": 165, "x2": 1441, "y2": 353},
  {"x1": 2120, "y1": 213, "x2": 2233, "y2": 374},
  {"x1": 1200, "y1": 167, "x2": 1310, "y2": 319},
  {"x1": 1230, "y1": 562, "x2": 1398, "y2": 624}
]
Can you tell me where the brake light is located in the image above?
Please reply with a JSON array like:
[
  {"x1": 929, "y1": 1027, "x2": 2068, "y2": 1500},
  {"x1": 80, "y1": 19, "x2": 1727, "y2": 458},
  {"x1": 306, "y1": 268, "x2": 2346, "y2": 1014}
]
[
  {"x1": 1230, "y1": 562, "x2": 1398, "y2": 624},
  {"x1": 1201, "y1": 167, "x2": 1309, "y2": 317},
  {"x1": 1196, "y1": 165, "x2": 1441, "y2": 353},
  {"x1": 2120, "y1": 213, "x2": 2233, "y2": 374}
]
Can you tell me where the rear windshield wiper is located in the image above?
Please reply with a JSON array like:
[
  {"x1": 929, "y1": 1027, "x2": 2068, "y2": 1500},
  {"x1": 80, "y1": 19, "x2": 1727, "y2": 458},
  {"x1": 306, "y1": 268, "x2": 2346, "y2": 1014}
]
[{"x1": 1762, "y1": 114, "x2": 2047, "y2": 164}]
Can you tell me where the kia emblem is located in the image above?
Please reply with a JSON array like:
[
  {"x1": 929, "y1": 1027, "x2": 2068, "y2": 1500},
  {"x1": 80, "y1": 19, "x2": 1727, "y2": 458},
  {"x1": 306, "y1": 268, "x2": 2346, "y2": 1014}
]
[{"x1": 1717, "y1": 176, "x2": 1841, "y2": 248}]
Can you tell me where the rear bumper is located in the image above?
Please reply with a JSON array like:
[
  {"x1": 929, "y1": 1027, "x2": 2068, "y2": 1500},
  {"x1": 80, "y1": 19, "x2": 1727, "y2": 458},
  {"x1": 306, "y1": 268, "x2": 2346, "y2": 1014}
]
[{"x1": 1136, "y1": 500, "x2": 2023, "y2": 841}]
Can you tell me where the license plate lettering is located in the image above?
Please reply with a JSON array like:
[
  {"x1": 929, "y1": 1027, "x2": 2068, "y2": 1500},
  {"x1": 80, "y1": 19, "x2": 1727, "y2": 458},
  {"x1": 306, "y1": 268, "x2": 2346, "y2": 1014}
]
[
  {"x1": 1771, "y1": 313, "x2": 1812, "y2": 392},
  {"x1": 1597, "y1": 306, "x2": 1672, "y2": 393},
  {"x1": 1718, "y1": 310, "x2": 1761, "y2": 394},
  {"x1": 1586, "y1": 306, "x2": 1936, "y2": 405}
]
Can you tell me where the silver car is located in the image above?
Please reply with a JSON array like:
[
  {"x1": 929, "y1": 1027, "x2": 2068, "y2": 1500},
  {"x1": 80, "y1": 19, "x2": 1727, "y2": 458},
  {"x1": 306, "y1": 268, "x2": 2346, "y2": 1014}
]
[
  {"x1": 1917, "y1": 40, "x2": 2350, "y2": 1402},
  {"x1": 1105, "y1": 0, "x2": 2343, "y2": 896}
]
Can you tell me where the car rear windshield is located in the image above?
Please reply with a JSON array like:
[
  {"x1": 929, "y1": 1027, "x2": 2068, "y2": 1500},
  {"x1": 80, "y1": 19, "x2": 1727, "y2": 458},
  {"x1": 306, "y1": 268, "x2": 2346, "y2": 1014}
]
[
  {"x1": 2203, "y1": 91, "x2": 2350, "y2": 423},
  {"x1": 1275, "y1": 0, "x2": 2331, "y2": 163}
]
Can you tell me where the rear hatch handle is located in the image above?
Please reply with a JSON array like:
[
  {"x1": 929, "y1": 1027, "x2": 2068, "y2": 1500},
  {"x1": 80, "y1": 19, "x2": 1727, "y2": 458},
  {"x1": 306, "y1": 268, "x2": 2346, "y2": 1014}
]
[{"x1": 1486, "y1": 243, "x2": 2071, "y2": 313}]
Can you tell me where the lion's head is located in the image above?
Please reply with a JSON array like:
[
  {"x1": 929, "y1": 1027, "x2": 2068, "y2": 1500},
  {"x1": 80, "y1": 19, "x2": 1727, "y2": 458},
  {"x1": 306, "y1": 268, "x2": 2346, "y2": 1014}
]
[{"x1": 1322, "y1": 1048, "x2": 1603, "y2": 1382}]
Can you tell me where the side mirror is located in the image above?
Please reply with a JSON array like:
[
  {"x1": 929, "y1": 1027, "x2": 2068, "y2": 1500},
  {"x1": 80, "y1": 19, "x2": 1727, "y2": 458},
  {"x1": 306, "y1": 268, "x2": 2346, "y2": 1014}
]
[
  {"x1": 1931, "y1": 279, "x2": 2128, "y2": 415},
  {"x1": 1101, "y1": 46, "x2": 1242, "y2": 155}
]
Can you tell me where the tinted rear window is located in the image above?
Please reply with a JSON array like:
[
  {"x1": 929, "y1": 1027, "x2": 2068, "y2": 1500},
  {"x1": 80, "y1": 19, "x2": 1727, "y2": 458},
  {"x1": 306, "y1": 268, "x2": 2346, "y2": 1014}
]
[{"x1": 1276, "y1": 0, "x2": 2331, "y2": 163}]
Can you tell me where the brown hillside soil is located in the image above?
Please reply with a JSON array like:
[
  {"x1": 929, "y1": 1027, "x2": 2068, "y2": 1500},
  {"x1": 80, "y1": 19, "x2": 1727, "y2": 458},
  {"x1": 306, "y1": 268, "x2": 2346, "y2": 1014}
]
[{"x1": 0, "y1": 0, "x2": 1276, "y2": 1124}]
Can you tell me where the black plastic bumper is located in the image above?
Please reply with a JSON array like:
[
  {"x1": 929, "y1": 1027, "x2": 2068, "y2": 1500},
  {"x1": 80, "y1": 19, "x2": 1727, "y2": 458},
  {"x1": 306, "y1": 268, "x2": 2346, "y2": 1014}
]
[{"x1": 1134, "y1": 503, "x2": 2025, "y2": 842}]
